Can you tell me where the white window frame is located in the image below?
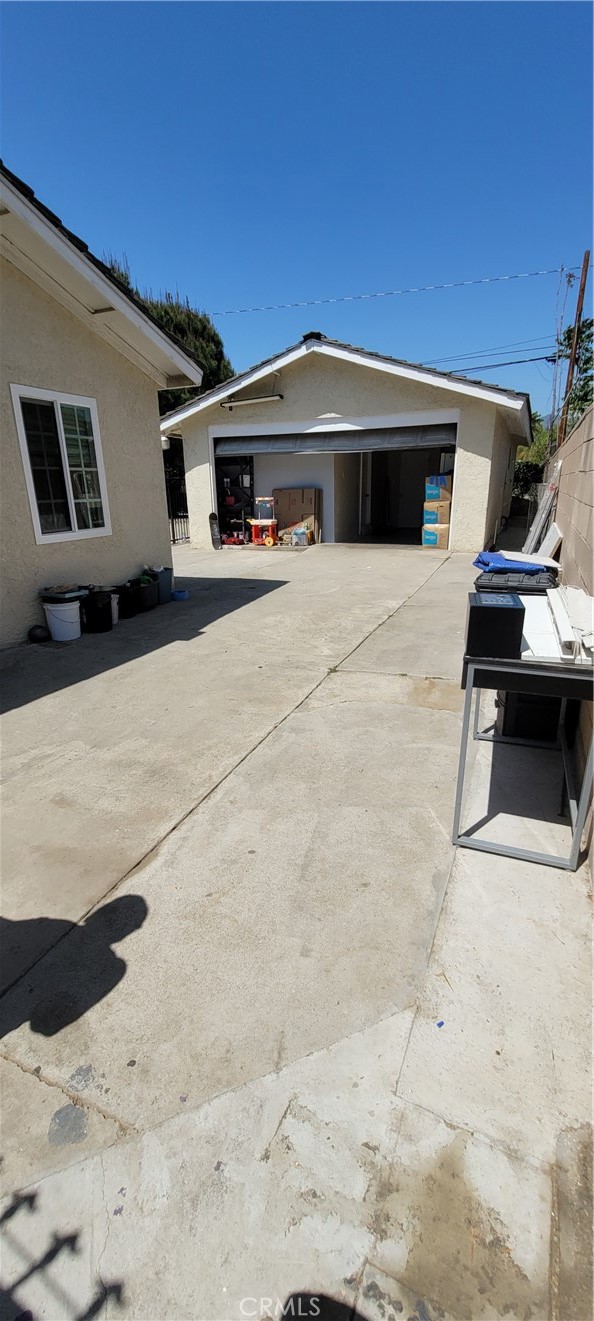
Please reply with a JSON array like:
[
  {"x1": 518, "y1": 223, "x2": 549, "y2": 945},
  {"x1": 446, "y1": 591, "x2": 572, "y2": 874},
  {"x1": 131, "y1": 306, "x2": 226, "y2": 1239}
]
[{"x1": 10, "y1": 384, "x2": 112, "y2": 545}]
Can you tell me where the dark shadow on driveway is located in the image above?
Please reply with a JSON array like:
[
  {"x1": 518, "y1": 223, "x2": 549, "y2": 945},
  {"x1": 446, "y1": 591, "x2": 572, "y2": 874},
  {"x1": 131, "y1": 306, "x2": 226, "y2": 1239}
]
[
  {"x1": 0, "y1": 576, "x2": 287, "y2": 714},
  {"x1": 0, "y1": 895, "x2": 147, "y2": 1030}
]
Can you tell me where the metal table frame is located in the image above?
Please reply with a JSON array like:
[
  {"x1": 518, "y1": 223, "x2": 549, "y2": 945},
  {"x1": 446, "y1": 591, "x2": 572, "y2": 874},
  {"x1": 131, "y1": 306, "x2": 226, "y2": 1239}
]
[{"x1": 452, "y1": 656, "x2": 594, "y2": 870}]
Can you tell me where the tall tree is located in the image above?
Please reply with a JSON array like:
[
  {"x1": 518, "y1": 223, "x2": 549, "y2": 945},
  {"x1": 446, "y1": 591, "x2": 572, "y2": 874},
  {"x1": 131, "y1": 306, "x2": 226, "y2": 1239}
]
[
  {"x1": 516, "y1": 411, "x2": 549, "y2": 465},
  {"x1": 557, "y1": 316, "x2": 593, "y2": 426},
  {"x1": 103, "y1": 254, "x2": 233, "y2": 414}
]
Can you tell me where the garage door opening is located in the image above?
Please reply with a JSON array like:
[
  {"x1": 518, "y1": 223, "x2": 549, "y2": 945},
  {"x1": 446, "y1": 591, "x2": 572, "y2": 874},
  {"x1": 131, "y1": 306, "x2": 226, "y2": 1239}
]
[
  {"x1": 359, "y1": 446, "x2": 455, "y2": 545},
  {"x1": 213, "y1": 422, "x2": 457, "y2": 546}
]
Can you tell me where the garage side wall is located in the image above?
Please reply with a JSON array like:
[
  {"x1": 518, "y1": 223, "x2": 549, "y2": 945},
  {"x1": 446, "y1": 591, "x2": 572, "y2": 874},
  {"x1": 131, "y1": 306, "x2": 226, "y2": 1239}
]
[
  {"x1": 1, "y1": 260, "x2": 171, "y2": 647},
  {"x1": 450, "y1": 402, "x2": 498, "y2": 552},
  {"x1": 181, "y1": 354, "x2": 501, "y2": 552},
  {"x1": 483, "y1": 411, "x2": 518, "y2": 548}
]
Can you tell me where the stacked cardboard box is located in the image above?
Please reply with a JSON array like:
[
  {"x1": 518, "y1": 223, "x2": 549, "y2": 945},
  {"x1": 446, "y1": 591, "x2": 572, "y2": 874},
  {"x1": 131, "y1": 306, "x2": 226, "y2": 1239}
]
[
  {"x1": 273, "y1": 488, "x2": 322, "y2": 542},
  {"x1": 422, "y1": 474, "x2": 452, "y2": 549}
]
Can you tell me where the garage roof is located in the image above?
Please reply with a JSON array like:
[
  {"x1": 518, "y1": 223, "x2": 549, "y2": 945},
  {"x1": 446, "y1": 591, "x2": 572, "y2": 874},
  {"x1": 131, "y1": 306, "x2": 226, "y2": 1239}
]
[
  {"x1": 0, "y1": 162, "x2": 203, "y2": 390},
  {"x1": 160, "y1": 329, "x2": 532, "y2": 439}
]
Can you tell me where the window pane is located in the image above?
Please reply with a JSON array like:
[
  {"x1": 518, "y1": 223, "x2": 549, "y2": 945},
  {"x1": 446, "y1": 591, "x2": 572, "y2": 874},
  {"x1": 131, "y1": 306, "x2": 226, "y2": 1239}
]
[
  {"x1": 60, "y1": 403, "x2": 104, "y2": 530},
  {"x1": 21, "y1": 400, "x2": 72, "y2": 534},
  {"x1": 75, "y1": 502, "x2": 91, "y2": 530}
]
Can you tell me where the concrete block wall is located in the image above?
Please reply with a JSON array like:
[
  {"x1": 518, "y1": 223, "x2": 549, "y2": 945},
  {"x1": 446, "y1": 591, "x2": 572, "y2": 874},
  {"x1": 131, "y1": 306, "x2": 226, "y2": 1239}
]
[
  {"x1": 550, "y1": 406, "x2": 594, "y2": 595},
  {"x1": 546, "y1": 406, "x2": 593, "y2": 862}
]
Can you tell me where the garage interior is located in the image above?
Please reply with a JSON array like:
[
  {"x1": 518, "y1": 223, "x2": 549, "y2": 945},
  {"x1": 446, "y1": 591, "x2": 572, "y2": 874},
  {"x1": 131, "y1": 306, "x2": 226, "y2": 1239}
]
[
  {"x1": 214, "y1": 422, "x2": 456, "y2": 545},
  {"x1": 362, "y1": 445, "x2": 455, "y2": 543}
]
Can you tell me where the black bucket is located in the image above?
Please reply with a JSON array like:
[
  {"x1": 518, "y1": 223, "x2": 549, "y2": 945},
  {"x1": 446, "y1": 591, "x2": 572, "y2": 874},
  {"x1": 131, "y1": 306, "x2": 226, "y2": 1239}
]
[{"x1": 80, "y1": 590, "x2": 113, "y2": 634}]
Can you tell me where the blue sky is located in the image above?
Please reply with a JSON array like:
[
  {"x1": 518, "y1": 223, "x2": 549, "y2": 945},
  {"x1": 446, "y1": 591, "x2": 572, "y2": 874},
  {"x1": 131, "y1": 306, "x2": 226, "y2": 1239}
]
[{"x1": 1, "y1": 1, "x2": 592, "y2": 412}]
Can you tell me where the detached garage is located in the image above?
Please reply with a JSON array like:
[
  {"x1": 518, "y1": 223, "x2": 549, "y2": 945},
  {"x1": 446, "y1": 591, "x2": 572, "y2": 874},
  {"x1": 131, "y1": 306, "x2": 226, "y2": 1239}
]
[{"x1": 160, "y1": 332, "x2": 532, "y2": 552}]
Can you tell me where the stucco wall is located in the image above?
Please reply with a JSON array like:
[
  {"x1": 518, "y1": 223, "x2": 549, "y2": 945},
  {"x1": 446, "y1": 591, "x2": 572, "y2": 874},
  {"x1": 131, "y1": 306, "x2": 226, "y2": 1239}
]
[
  {"x1": 333, "y1": 452, "x2": 360, "y2": 541},
  {"x1": 252, "y1": 451, "x2": 334, "y2": 540},
  {"x1": 1, "y1": 259, "x2": 171, "y2": 647},
  {"x1": 484, "y1": 410, "x2": 518, "y2": 547},
  {"x1": 180, "y1": 351, "x2": 506, "y2": 552}
]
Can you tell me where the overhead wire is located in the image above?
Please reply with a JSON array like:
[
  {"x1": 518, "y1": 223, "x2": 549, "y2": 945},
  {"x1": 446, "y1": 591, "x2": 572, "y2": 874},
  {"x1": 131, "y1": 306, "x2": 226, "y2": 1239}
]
[
  {"x1": 210, "y1": 266, "x2": 580, "y2": 317},
  {"x1": 451, "y1": 354, "x2": 556, "y2": 375},
  {"x1": 422, "y1": 335, "x2": 556, "y2": 365}
]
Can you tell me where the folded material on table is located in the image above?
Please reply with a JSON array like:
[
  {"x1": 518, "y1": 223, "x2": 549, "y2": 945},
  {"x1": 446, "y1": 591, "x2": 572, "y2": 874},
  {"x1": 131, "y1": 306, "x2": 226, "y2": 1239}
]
[{"x1": 473, "y1": 551, "x2": 559, "y2": 576}]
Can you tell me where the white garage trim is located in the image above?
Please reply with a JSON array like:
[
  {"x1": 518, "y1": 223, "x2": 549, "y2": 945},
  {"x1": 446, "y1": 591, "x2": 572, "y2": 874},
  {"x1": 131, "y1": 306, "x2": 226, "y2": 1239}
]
[{"x1": 208, "y1": 408, "x2": 460, "y2": 440}]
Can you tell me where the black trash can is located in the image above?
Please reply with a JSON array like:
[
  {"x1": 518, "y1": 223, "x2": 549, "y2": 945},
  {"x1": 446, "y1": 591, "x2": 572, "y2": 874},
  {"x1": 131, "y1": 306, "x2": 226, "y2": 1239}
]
[
  {"x1": 132, "y1": 576, "x2": 159, "y2": 611},
  {"x1": 80, "y1": 589, "x2": 113, "y2": 633},
  {"x1": 117, "y1": 583, "x2": 140, "y2": 619}
]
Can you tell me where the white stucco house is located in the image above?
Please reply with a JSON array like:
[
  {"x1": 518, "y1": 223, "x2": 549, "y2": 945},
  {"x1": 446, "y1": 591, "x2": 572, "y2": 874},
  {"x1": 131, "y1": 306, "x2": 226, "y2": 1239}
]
[
  {"x1": 161, "y1": 331, "x2": 532, "y2": 552},
  {"x1": 0, "y1": 163, "x2": 203, "y2": 647}
]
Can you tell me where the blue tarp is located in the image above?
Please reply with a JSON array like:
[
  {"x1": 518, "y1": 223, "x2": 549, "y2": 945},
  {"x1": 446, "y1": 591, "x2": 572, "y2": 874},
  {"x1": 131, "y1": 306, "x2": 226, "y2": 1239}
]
[{"x1": 472, "y1": 551, "x2": 546, "y2": 575}]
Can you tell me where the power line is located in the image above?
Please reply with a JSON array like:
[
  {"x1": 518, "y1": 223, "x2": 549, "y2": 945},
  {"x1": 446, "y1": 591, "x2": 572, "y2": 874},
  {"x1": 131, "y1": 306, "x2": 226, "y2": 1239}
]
[
  {"x1": 211, "y1": 266, "x2": 580, "y2": 317},
  {"x1": 423, "y1": 335, "x2": 556, "y2": 365},
  {"x1": 453, "y1": 354, "x2": 556, "y2": 374},
  {"x1": 430, "y1": 344, "x2": 556, "y2": 368}
]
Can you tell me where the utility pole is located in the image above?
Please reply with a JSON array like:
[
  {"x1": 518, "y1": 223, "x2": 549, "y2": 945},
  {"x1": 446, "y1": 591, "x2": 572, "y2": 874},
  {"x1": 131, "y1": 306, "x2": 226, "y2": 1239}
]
[{"x1": 557, "y1": 248, "x2": 590, "y2": 448}]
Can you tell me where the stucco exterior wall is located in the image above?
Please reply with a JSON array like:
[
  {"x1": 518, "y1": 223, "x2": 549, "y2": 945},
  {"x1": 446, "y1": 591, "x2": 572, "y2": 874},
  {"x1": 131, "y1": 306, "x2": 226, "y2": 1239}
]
[
  {"x1": 1, "y1": 260, "x2": 172, "y2": 647},
  {"x1": 483, "y1": 410, "x2": 518, "y2": 547},
  {"x1": 252, "y1": 451, "x2": 335, "y2": 540},
  {"x1": 180, "y1": 352, "x2": 507, "y2": 553}
]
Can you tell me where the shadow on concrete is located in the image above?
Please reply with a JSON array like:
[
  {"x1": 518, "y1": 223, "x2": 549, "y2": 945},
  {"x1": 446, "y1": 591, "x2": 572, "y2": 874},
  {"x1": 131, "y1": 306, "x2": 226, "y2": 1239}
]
[
  {"x1": 0, "y1": 576, "x2": 287, "y2": 715},
  {"x1": 0, "y1": 1191, "x2": 124, "y2": 1321},
  {"x1": 0, "y1": 895, "x2": 147, "y2": 1031},
  {"x1": 463, "y1": 739, "x2": 570, "y2": 839}
]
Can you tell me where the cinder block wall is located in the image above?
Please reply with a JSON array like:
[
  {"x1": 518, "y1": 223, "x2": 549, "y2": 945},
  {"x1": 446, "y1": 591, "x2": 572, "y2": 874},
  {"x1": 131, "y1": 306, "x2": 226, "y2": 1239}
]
[
  {"x1": 550, "y1": 406, "x2": 594, "y2": 593},
  {"x1": 546, "y1": 406, "x2": 593, "y2": 863}
]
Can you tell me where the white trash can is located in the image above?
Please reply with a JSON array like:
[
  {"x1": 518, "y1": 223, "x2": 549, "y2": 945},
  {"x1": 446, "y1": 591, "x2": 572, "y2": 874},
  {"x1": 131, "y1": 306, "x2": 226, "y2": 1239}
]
[{"x1": 42, "y1": 600, "x2": 81, "y2": 642}]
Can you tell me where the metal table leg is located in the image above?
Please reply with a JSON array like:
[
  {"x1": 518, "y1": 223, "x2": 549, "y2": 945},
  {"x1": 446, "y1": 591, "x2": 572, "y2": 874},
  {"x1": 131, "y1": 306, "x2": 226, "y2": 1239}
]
[
  {"x1": 452, "y1": 670, "x2": 594, "y2": 871},
  {"x1": 568, "y1": 728, "x2": 593, "y2": 871},
  {"x1": 451, "y1": 662, "x2": 475, "y2": 846}
]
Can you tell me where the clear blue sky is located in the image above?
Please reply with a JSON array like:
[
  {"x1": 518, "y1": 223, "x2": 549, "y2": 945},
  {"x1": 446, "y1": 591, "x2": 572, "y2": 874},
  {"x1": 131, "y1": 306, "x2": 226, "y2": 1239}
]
[{"x1": 1, "y1": 1, "x2": 592, "y2": 413}]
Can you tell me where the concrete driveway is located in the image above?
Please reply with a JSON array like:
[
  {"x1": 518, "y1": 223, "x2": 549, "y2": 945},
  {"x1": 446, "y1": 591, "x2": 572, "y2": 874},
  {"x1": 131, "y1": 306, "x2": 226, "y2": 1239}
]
[{"x1": 0, "y1": 544, "x2": 591, "y2": 1321}]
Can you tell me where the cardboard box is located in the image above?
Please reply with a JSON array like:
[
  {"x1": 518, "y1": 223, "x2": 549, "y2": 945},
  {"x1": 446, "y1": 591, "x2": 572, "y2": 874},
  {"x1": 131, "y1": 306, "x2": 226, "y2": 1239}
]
[
  {"x1": 423, "y1": 500, "x2": 451, "y2": 525},
  {"x1": 425, "y1": 474, "x2": 452, "y2": 502},
  {"x1": 422, "y1": 523, "x2": 449, "y2": 549},
  {"x1": 273, "y1": 488, "x2": 321, "y2": 541}
]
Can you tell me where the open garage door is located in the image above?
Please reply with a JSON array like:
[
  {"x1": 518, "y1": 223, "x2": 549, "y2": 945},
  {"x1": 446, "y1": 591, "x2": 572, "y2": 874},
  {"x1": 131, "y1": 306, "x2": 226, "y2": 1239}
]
[
  {"x1": 214, "y1": 423, "x2": 457, "y2": 546},
  {"x1": 213, "y1": 422, "x2": 456, "y2": 456}
]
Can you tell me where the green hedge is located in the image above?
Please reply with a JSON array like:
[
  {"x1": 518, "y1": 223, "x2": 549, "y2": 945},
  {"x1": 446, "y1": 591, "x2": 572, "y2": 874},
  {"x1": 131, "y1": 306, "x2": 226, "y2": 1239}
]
[{"x1": 513, "y1": 460, "x2": 544, "y2": 499}]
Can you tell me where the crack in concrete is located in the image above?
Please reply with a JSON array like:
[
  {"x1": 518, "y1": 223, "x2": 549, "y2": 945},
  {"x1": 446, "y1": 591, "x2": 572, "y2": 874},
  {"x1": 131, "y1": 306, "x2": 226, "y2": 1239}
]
[
  {"x1": 260, "y1": 1097, "x2": 294, "y2": 1163},
  {"x1": 96, "y1": 1150, "x2": 110, "y2": 1295},
  {"x1": 335, "y1": 553, "x2": 451, "y2": 671},
  {"x1": 0, "y1": 1052, "x2": 136, "y2": 1134}
]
